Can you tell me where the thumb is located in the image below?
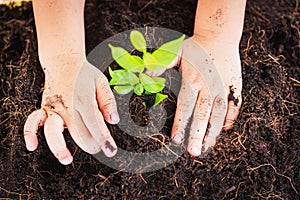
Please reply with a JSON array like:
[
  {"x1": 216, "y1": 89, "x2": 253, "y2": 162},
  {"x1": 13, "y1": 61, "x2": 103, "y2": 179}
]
[{"x1": 96, "y1": 72, "x2": 120, "y2": 124}]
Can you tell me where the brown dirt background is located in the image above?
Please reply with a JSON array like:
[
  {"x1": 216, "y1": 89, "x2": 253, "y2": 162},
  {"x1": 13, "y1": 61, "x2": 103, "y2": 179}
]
[{"x1": 0, "y1": 0, "x2": 299, "y2": 199}]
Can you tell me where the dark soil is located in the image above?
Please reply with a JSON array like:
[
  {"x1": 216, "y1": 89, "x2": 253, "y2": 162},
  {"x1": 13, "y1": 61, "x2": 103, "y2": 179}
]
[{"x1": 0, "y1": 0, "x2": 299, "y2": 199}]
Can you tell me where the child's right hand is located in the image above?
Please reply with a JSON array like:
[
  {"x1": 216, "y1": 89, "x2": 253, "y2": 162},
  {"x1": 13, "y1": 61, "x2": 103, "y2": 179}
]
[{"x1": 23, "y1": 54, "x2": 120, "y2": 165}]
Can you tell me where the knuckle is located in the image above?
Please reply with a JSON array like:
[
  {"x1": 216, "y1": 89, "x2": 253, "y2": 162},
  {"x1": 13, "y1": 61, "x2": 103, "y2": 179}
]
[
  {"x1": 215, "y1": 97, "x2": 227, "y2": 110},
  {"x1": 100, "y1": 98, "x2": 115, "y2": 110},
  {"x1": 97, "y1": 73, "x2": 109, "y2": 86},
  {"x1": 189, "y1": 134, "x2": 203, "y2": 142},
  {"x1": 193, "y1": 110, "x2": 210, "y2": 121},
  {"x1": 212, "y1": 112, "x2": 226, "y2": 119},
  {"x1": 24, "y1": 130, "x2": 34, "y2": 137},
  {"x1": 199, "y1": 96, "x2": 213, "y2": 107},
  {"x1": 42, "y1": 94, "x2": 69, "y2": 113},
  {"x1": 229, "y1": 105, "x2": 240, "y2": 114},
  {"x1": 190, "y1": 75, "x2": 201, "y2": 86},
  {"x1": 183, "y1": 69, "x2": 201, "y2": 85}
]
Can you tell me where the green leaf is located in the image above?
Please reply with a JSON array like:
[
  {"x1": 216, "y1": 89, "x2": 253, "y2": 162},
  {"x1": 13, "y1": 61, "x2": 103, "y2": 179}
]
[
  {"x1": 151, "y1": 35, "x2": 185, "y2": 71},
  {"x1": 109, "y1": 68, "x2": 139, "y2": 86},
  {"x1": 152, "y1": 77, "x2": 166, "y2": 87},
  {"x1": 108, "y1": 44, "x2": 144, "y2": 73},
  {"x1": 109, "y1": 68, "x2": 129, "y2": 85},
  {"x1": 130, "y1": 30, "x2": 146, "y2": 53},
  {"x1": 126, "y1": 71, "x2": 139, "y2": 85},
  {"x1": 153, "y1": 93, "x2": 168, "y2": 107},
  {"x1": 114, "y1": 85, "x2": 133, "y2": 94},
  {"x1": 134, "y1": 83, "x2": 144, "y2": 96},
  {"x1": 145, "y1": 90, "x2": 152, "y2": 95},
  {"x1": 142, "y1": 102, "x2": 147, "y2": 107},
  {"x1": 139, "y1": 73, "x2": 165, "y2": 93},
  {"x1": 108, "y1": 66, "x2": 114, "y2": 76},
  {"x1": 143, "y1": 52, "x2": 161, "y2": 71}
]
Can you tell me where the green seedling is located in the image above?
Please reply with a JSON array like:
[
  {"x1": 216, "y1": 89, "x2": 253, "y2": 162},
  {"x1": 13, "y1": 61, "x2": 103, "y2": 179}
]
[{"x1": 108, "y1": 30, "x2": 185, "y2": 106}]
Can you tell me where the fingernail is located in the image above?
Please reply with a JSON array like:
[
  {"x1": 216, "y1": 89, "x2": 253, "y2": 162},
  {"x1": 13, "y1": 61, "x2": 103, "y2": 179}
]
[
  {"x1": 190, "y1": 146, "x2": 201, "y2": 157},
  {"x1": 59, "y1": 157, "x2": 73, "y2": 165},
  {"x1": 106, "y1": 141, "x2": 117, "y2": 152},
  {"x1": 103, "y1": 141, "x2": 117, "y2": 157},
  {"x1": 173, "y1": 134, "x2": 183, "y2": 144},
  {"x1": 26, "y1": 144, "x2": 36, "y2": 151},
  {"x1": 111, "y1": 112, "x2": 120, "y2": 123}
]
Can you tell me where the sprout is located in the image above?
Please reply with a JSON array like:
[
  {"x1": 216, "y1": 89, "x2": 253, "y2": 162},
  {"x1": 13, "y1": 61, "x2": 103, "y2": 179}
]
[{"x1": 108, "y1": 30, "x2": 185, "y2": 106}]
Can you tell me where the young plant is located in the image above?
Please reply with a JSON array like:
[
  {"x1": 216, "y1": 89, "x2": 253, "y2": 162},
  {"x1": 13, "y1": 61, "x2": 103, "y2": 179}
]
[{"x1": 108, "y1": 30, "x2": 185, "y2": 107}]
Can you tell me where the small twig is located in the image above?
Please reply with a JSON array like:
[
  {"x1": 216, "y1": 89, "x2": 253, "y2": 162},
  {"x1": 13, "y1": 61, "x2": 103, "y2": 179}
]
[
  {"x1": 232, "y1": 131, "x2": 247, "y2": 150},
  {"x1": 225, "y1": 186, "x2": 236, "y2": 194},
  {"x1": 0, "y1": 186, "x2": 29, "y2": 198},
  {"x1": 282, "y1": 99, "x2": 299, "y2": 107},
  {"x1": 248, "y1": 163, "x2": 298, "y2": 194},
  {"x1": 290, "y1": 77, "x2": 300, "y2": 87},
  {"x1": 267, "y1": 54, "x2": 281, "y2": 65},
  {"x1": 147, "y1": 134, "x2": 181, "y2": 157},
  {"x1": 193, "y1": 159, "x2": 203, "y2": 166},
  {"x1": 138, "y1": 0, "x2": 156, "y2": 15},
  {"x1": 138, "y1": 174, "x2": 148, "y2": 184},
  {"x1": 232, "y1": 182, "x2": 245, "y2": 200},
  {"x1": 94, "y1": 170, "x2": 123, "y2": 190},
  {"x1": 251, "y1": 8, "x2": 270, "y2": 23}
]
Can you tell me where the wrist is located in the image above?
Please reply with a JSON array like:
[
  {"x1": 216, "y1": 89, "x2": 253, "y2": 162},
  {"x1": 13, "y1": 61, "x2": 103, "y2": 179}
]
[
  {"x1": 193, "y1": 0, "x2": 246, "y2": 47},
  {"x1": 189, "y1": 35, "x2": 241, "y2": 72},
  {"x1": 191, "y1": 33, "x2": 240, "y2": 51},
  {"x1": 193, "y1": 31, "x2": 241, "y2": 47},
  {"x1": 40, "y1": 53, "x2": 86, "y2": 80},
  {"x1": 39, "y1": 52, "x2": 86, "y2": 68}
]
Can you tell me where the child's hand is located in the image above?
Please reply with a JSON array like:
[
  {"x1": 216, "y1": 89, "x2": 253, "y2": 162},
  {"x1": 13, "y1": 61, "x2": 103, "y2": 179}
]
[
  {"x1": 171, "y1": 36, "x2": 242, "y2": 156},
  {"x1": 23, "y1": 55, "x2": 119, "y2": 165}
]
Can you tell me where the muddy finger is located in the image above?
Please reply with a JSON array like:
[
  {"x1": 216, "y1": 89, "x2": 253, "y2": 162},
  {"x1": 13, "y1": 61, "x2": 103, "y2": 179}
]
[
  {"x1": 203, "y1": 95, "x2": 227, "y2": 152},
  {"x1": 96, "y1": 72, "x2": 120, "y2": 124},
  {"x1": 44, "y1": 111, "x2": 73, "y2": 165},
  {"x1": 187, "y1": 86, "x2": 212, "y2": 157},
  {"x1": 23, "y1": 109, "x2": 47, "y2": 151}
]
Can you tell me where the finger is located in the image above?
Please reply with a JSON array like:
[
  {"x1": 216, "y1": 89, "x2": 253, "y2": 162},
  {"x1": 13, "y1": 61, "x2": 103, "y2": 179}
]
[
  {"x1": 224, "y1": 85, "x2": 242, "y2": 130},
  {"x1": 65, "y1": 110, "x2": 102, "y2": 154},
  {"x1": 101, "y1": 136, "x2": 118, "y2": 158},
  {"x1": 171, "y1": 59, "x2": 201, "y2": 144},
  {"x1": 203, "y1": 96, "x2": 227, "y2": 152},
  {"x1": 96, "y1": 72, "x2": 120, "y2": 124},
  {"x1": 44, "y1": 112, "x2": 73, "y2": 165},
  {"x1": 78, "y1": 104, "x2": 117, "y2": 157},
  {"x1": 23, "y1": 109, "x2": 47, "y2": 151},
  {"x1": 187, "y1": 86, "x2": 212, "y2": 157}
]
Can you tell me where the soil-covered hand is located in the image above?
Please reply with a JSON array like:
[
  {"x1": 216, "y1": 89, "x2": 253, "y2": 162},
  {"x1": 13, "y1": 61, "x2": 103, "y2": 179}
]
[
  {"x1": 23, "y1": 55, "x2": 120, "y2": 165},
  {"x1": 171, "y1": 36, "x2": 242, "y2": 156}
]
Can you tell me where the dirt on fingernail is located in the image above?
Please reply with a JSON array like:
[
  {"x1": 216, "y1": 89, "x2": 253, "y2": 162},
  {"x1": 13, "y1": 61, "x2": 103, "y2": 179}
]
[
  {"x1": 105, "y1": 141, "x2": 117, "y2": 153},
  {"x1": 228, "y1": 85, "x2": 239, "y2": 106}
]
